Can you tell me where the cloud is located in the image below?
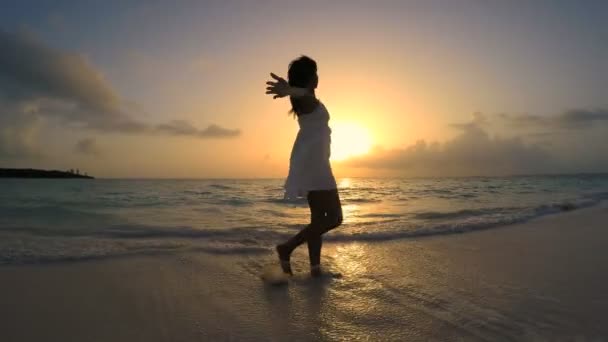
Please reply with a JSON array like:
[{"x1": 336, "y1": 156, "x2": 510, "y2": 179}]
[
  {"x1": 498, "y1": 108, "x2": 608, "y2": 129},
  {"x1": 343, "y1": 125, "x2": 556, "y2": 177},
  {"x1": 0, "y1": 30, "x2": 240, "y2": 158},
  {"x1": 559, "y1": 109, "x2": 608, "y2": 126},
  {"x1": 0, "y1": 108, "x2": 43, "y2": 160},
  {"x1": 449, "y1": 111, "x2": 487, "y2": 130},
  {"x1": 156, "y1": 121, "x2": 241, "y2": 138},
  {"x1": 0, "y1": 30, "x2": 128, "y2": 126},
  {"x1": 74, "y1": 138, "x2": 101, "y2": 156},
  {"x1": 343, "y1": 108, "x2": 608, "y2": 176}
]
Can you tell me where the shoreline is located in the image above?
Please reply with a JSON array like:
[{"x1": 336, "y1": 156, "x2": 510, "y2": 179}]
[
  {"x1": 1, "y1": 198, "x2": 605, "y2": 267},
  {"x1": 1, "y1": 204, "x2": 607, "y2": 340}
]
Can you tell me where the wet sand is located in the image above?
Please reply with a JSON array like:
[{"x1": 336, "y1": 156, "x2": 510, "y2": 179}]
[{"x1": 1, "y1": 204, "x2": 607, "y2": 341}]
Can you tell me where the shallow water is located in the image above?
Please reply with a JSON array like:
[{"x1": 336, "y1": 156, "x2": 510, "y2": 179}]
[{"x1": 1, "y1": 175, "x2": 608, "y2": 264}]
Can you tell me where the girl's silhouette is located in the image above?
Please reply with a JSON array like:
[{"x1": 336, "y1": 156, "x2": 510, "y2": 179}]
[{"x1": 266, "y1": 56, "x2": 343, "y2": 277}]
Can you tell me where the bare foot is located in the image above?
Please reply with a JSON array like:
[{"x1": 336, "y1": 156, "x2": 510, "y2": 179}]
[
  {"x1": 275, "y1": 244, "x2": 293, "y2": 275},
  {"x1": 310, "y1": 264, "x2": 322, "y2": 277}
]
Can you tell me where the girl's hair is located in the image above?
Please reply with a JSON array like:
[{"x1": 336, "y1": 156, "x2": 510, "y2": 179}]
[{"x1": 288, "y1": 55, "x2": 317, "y2": 116}]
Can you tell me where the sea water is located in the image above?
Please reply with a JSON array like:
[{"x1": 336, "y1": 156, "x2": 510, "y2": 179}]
[{"x1": 1, "y1": 175, "x2": 607, "y2": 265}]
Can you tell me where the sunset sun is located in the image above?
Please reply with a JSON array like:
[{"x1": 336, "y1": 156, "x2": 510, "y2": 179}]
[{"x1": 330, "y1": 122, "x2": 372, "y2": 161}]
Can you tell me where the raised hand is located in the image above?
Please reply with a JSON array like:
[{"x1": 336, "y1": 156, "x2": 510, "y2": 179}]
[{"x1": 265, "y1": 73, "x2": 290, "y2": 99}]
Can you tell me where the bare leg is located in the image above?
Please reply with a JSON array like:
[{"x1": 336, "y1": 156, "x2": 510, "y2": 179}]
[
  {"x1": 276, "y1": 189, "x2": 342, "y2": 275},
  {"x1": 310, "y1": 190, "x2": 342, "y2": 276},
  {"x1": 276, "y1": 222, "x2": 323, "y2": 275},
  {"x1": 276, "y1": 244, "x2": 293, "y2": 275},
  {"x1": 277, "y1": 222, "x2": 323, "y2": 258},
  {"x1": 308, "y1": 235, "x2": 322, "y2": 276}
]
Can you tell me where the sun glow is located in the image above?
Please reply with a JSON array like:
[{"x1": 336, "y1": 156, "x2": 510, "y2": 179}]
[{"x1": 330, "y1": 122, "x2": 372, "y2": 161}]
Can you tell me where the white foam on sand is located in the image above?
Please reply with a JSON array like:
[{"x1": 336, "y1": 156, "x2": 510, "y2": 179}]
[
  {"x1": 260, "y1": 264, "x2": 289, "y2": 285},
  {"x1": 1, "y1": 204, "x2": 608, "y2": 341}
]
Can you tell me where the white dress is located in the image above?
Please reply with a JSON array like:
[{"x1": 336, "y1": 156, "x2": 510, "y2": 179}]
[{"x1": 284, "y1": 101, "x2": 337, "y2": 200}]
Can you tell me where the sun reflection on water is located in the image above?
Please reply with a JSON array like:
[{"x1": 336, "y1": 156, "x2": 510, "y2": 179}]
[
  {"x1": 332, "y1": 243, "x2": 368, "y2": 277},
  {"x1": 340, "y1": 203, "x2": 359, "y2": 225},
  {"x1": 320, "y1": 242, "x2": 389, "y2": 340},
  {"x1": 338, "y1": 178, "x2": 351, "y2": 188}
]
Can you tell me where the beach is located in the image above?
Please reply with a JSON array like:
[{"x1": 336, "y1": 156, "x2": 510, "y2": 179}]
[
  {"x1": 2, "y1": 203, "x2": 607, "y2": 341},
  {"x1": 2, "y1": 0, "x2": 607, "y2": 340}
]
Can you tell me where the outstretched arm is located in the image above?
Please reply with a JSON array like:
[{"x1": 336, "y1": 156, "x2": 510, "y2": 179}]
[{"x1": 266, "y1": 73, "x2": 310, "y2": 99}]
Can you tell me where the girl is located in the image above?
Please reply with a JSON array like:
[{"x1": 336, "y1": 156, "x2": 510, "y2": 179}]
[{"x1": 265, "y1": 56, "x2": 343, "y2": 277}]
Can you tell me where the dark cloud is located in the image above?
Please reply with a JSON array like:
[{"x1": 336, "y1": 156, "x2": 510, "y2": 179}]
[
  {"x1": 156, "y1": 121, "x2": 241, "y2": 138},
  {"x1": 449, "y1": 111, "x2": 487, "y2": 130},
  {"x1": 197, "y1": 124, "x2": 241, "y2": 138},
  {"x1": 0, "y1": 108, "x2": 42, "y2": 160},
  {"x1": 74, "y1": 138, "x2": 101, "y2": 156},
  {"x1": 0, "y1": 30, "x2": 240, "y2": 159},
  {"x1": 559, "y1": 109, "x2": 608, "y2": 127},
  {"x1": 498, "y1": 108, "x2": 608, "y2": 129},
  {"x1": 0, "y1": 30, "x2": 128, "y2": 127},
  {"x1": 496, "y1": 113, "x2": 546, "y2": 127}
]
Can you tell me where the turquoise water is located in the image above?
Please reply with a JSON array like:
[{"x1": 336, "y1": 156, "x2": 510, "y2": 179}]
[{"x1": 1, "y1": 175, "x2": 607, "y2": 264}]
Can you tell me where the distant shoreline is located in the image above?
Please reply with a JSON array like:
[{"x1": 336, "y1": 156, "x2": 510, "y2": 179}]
[{"x1": 0, "y1": 168, "x2": 94, "y2": 179}]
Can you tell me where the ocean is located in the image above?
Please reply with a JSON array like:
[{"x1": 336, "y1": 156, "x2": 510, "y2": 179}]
[{"x1": 1, "y1": 175, "x2": 608, "y2": 265}]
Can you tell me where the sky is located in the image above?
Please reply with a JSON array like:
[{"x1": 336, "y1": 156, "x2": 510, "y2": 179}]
[{"x1": 0, "y1": 0, "x2": 607, "y2": 178}]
